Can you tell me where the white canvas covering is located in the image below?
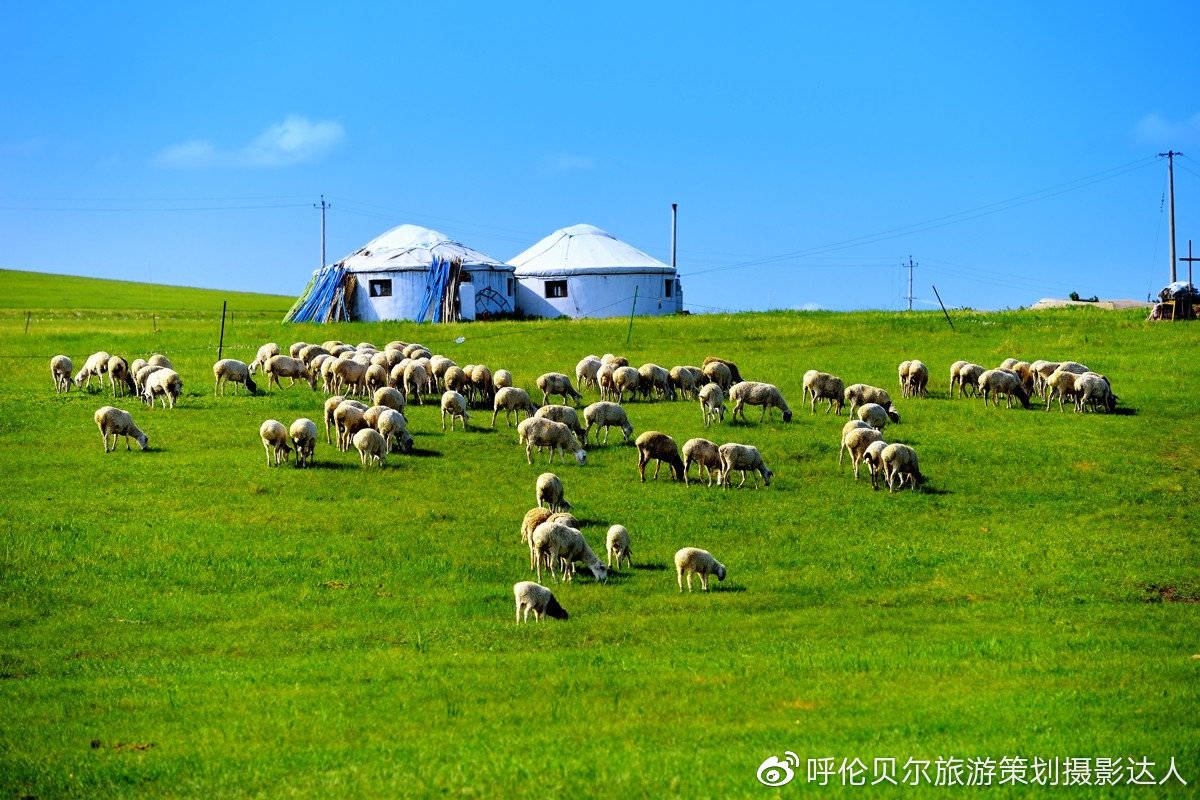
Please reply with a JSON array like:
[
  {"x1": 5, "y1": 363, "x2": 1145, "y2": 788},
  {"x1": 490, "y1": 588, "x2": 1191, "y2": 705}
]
[{"x1": 510, "y1": 224, "x2": 683, "y2": 318}]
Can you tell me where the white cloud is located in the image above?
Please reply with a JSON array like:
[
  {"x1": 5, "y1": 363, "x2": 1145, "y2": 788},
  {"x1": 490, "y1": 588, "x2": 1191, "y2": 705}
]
[
  {"x1": 1134, "y1": 112, "x2": 1200, "y2": 146},
  {"x1": 545, "y1": 153, "x2": 596, "y2": 172},
  {"x1": 155, "y1": 115, "x2": 345, "y2": 168}
]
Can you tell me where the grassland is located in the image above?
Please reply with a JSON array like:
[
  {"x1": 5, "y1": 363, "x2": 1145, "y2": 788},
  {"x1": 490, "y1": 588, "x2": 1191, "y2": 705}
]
[{"x1": 0, "y1": 268, "x2": 1197, "y2": 798}]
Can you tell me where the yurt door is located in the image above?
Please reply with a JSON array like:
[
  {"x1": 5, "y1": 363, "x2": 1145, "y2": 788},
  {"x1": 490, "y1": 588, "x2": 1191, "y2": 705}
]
[{"x1": 458, "y1": 282, "x2": 476, "y2": 321}]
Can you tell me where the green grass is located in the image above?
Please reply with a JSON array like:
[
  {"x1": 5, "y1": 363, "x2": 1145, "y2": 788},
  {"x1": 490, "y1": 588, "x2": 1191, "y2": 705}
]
[{"x1": 1, "y1": 272, "x2": 1197, "y2": 798}]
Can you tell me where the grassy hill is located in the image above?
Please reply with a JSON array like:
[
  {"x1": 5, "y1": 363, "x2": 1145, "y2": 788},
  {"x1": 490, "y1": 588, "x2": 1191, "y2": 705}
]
[{"x1": 0, "y1": 271, "x2": 1197, "y2": 798}]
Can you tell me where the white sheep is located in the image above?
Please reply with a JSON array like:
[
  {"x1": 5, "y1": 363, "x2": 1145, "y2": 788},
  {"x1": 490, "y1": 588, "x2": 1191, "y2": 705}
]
[
  {"x1": 288, "y1": 342, "x2": 308, "y2": 358},
  {"x1": 289, "y1": 418, "x2": 317, "y2": 467},
  {"x1": 493, "y1": 368, "x2": 514, "y2": 390},
  {"x1": 133, "y1": 363, "x2": 164, "y2": 394},
  {"x1": 1074, "y1": 372, "x2": 1118, "y2": 413},
  {"x1": 266, "y1": 355, "x2": 316, "y2": 390},
  {"x1": 606, "y1": 525, "x2": 632, "y2": 569},
  {"x1": 596, "y1": 363, "x2": 616, "y2": 401},
  {"x1": 513, "y1": 581, "x2": 569, "y2": 622},
  {"x1": 682, "y1": 438, "x2": 724, "y2": 487},
  {"x1": 323, "y1": 395, "x2": 345, "y2": 445},
  {"x1": 106, "y1": 356, "x2": 135, "y2": 397},
  {"x1": 698, "y1": 383, "x2": 726, "y2": 427},
  {"x1": 147, "y1": 354, "x2": 172, "y2": 369},
  {"x1": 74, "y1": 351, "x2": 111, "y2": 390},
  {"x1": 718, "y1": 442, "x2": 773, "y2": 488},
  {"x1": 335, "y1": 400, "x2": 369, "y2": 451},
  {"x1": 881, "y1": 443, "x2": 923, "y2": 492},
  {"x1": 403, "y1": 362, "x2": 430, "y2": 404},
  {"x1": 702, "y1": 360, "x2": 732, "y2": 391},
  {"x1": 530, "y1": 521, "x2": 607, "y2": 583},
  {"x1": 535, "y1": 472, "x2": 571, "y2": 512},
  {"x1": 839, "y1": 426, "x2": 883, "y2": 479},
  {"x1": 259, "y1": 419, "x2": 292, "y2": 466},
  {"x1": 536, "y1": 372, "x2": 583, "y2": 406},
  {"x1": 636, "y1": 363, "x2": 675, "y2": 401},
  {"x1": 373, "y1": 386, "x2": 406, "y2": 412},
  {"x1": 576, "y1": 356, "x2": 602, "y2": 392},
  {"x1": 94, "y1": 406, "x2": 148, "y2": 452},
  {"x1": 669, "y1": 365, "x2": 699, "y2": 400},
  {"x1": 518, "y1": 417, "x2": 587, "y2": 466},
  {"x1": 857, "y1": 402, "x2": 891, "y2": 430},
  {"x1": 635, "y1": 431, "x2": 685, "y2": 482},
  {"x1": 803, "y1": 370, "x2": 845, "y2": 414},
  {"x1": 213, "y1": 359, "x2": 258, "y2": 396},
  {"x1": 729, "y1": 381, "x2": 792, "y2": 423},
  {"x1": 250, "y1": 343, "x2": 279, "y2": 374},
  {"x1": 440, "y1": 390, "x2": 471, "y2": 431},
  {"x1": 611, "y1": 366, "x2": 641, "y2": 403},
  {"x1": 51, "y1": 355, "x2": 73, "y2": 393},
  {"x1": 376, "y1": 408, "x2": 414, "y2": 454},
  {"x1": 954, "y1": 363, "x2": 985, "y2": 398},
  {"x1": 674, "y1": 547, "x2": 726, "y2": 592},
  {"x1": 534, "y1": 404, "x2": 586, "y2": 439},
  {"x1": 1045, "y1": 364, "x2": 1089, "y2": 411},
  {"x1": 844, "y1": 384, "x2": 899, "y2": 420},
  {"x1": 978, "y1": 369, "x2": 1031, "y2": 409},
  {"x1": 333, "y1": 356, "x2": 370, "y2": 397},
  {"x1": 583, "y1": 401, "x2": 634, "y2": 444},
  {"x1": 862, "y1": 440, "x2": 887, "y2": 490},
  {"x1": 353, "y1": 428, "x2": 387, "y2": 467},
  {"x1": 492, "y1": 386, "x2": 540, "y2": 427},
  {"x1": 142, "y1": 368, "x2": 183, "y2": 409},
  {"x1": 900, "y1": 360, "x2": 929, "y2": 397},
  {"x1": 469, "y1": 365, "x2": 495, "y2": 408}
]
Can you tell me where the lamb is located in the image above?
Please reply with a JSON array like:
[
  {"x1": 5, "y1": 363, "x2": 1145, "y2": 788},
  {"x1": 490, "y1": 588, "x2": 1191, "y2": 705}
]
[
  {"x1": 843, "y1": 384, "x2": 899, "y2": 420},
  {"x1": 682, "y1": 438, "x2": 724, "y2": 487},
  {"x1": 50, "y1": 355, "x2": 73, "y2": 393},
  {"x1": 611, "y1": 366, "x2": 641, "y2": 403},
  {"x1": 309, "y1": 354, "x2": 333, "y2": 388},
  {"x1": 1074, "y1": 372, "x2": 1118, "y2": 413},
  {"x1": 142, "y1": 368, "x2": 183, "y2": 409},
  {"x1": 493, "y1": 369, "x2": 514, "y2": 390},
  {"x1": 857, "y1": 402, "x2": 891, "y2": 430},
  {"x1": 881, "y1": 442, "x2": 923, "y2": 492},
  {"x1": 674, "y1": 547, "x2": 726, "y2": 592},
  {"x1": 530, "y1": 521, "x2": 607, "y2": 582},
  {"x1": 212, "y1": 359, "x2": 258, "y2": 396},
  {"x1": 669, "y1": 365, "x2": 699, "y2": 400},
  {"x1": 250, "y1": 343, "x2": 279, "y2": 374},
  {"x1": 403, "y1": 362, "x2": 430, "y2": 404},
  {"x1": 718, "y1": 442, "x2": 773, "y2": 488},
  {"x1": 513, "y1": 581, "x2": 569, "y2": 622},
  {"x1": 702, "y1": 360, "x2": 733, "y2": 391},
  {"x1": 534, "y1": 404, "x2": 586, "y2": 440},
  {"x1": 606, "y1": 525, "x2": 632, "y2": 569},
  {"x1": 375, "y1": 408, "x2": 414, "y2": 453},
  {"x1": 147, "y1": 354, "x2": 172, "y2": 369},
  {"x1": 106, "y1": 356, "x2": 136, "y2": 397},
  {"x1": 334, "y1": 400, "x2": 369, "y2": 451},
  {"x1": 73, "y1": 351, "x2": 111, "y2": 390},
  {"x1": 373, "y1": 386, "x2": 406, "y2": 412},
  {"x1": 287, "y1": 418, "x2": 317, "y2": 467},
  {"x1": 635, "y1": 431, "x2": 685, "y2": 482},
  {"x1": 536, "y1": 372, "x2": 583, "y2": 406},
  {"x1": 698, "y1": 383, "x2": 726, "y2": 427},
  {"x1": 897, "y1": 360, "x2": 912, "y2": 393},
  {"x1": 803, "y1": 370, "x2": 845, "y2": 414},
  {"x1": 839, "y1": 426, "x2": 883, "y2": 479},
  {"x1": 583, "y1": 401, "x2": 634, "y2": 444},
  {"x1": 266, "y1": 355, "x2": 316, "y2": 390},
  {"x1": 702, "y1": 356, "x2": 743, "y2": 383},
  {"x1": 94, "y1": 406, "x2": 148, "y2": 452},
  {"x1": 978, "y1": 369, "x2": 1031, "y2": 409},
  {"x1": 492, "y1": 386, "x2": 540, "y2": 427},
  {"x1": 948, "y1": 360, "x2": 967, "y2": 397},
  {"x1": 333, "y1": 356, "x2": 369, "y2": 397},
  {"x1": 862, "y1": 440, "x2": 888, "y2": 490},
  {"x1": 518, "y1": 417, "x2": 587, "y2": 466},
  {"x1": 954, "y1": 363, "x2": 985, "y2": 398},
  {"x1": 440, "y1": 391, "x2": 471, "y2": 431},
  {"x1": 729, "y1": 381, "x2": 792, "y2": 423},
  {"x1": 323, "y1": 395, "x2": 346, "y2": 444},
  {"x1": 535, "y1": 472, "x2": 571, "y2": 512},
  {"x1": 259, "y1": 420, "x2": 292, "y2": 466},
  {"x1": 596, "y1": 363, "x2": 616, "y2": 401},
  {"x1": 637, "y1": 364, "x2": 675, "y2": 401},
  {"x1": 353, "y1": 428, "x2": 387, "y2": 467},
  {"x1": 900, "y1": 360, "x2": 929, "y2": 397},
  {"x1": 470, "y1": 365, "x2": 494, "y2": 408},
  {"x1": 576, "y1": 356, "x2": 602, "y2": 392}
]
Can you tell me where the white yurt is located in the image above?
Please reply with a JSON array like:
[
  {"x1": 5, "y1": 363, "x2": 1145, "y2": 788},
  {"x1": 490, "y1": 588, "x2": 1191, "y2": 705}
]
[
  {"x1": 510, "y1": 224, "x2": 683, "y2": 319},
  {"x1": 286, "y1": 224, "x2": 516, "y2": 323}
]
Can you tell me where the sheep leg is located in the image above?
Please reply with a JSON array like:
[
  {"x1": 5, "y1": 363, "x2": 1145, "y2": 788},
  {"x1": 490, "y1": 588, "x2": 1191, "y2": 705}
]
[
  {"x1": 853, "y1": 454, "x2": 860, "y2": 479},
  {"x1": 759, "y1": 406, "x2": 767, "y2": 423},
  {"x1": 653, "y1": 460, "x2": 661, "y2": 479},
  {"x1": 677, "y1": 567, "x2": 684, "y2": 592},
  {"x1": 738, "y1": 470, "x2": 747, "y2": 488},
  {"x1": 701, "y1": 574, "x2": 709, "y2": 591},
  {"x1": 526, "y1": 443, "x2": 534, "y2": 465},
  {"x1": 638, "y1": 452, "x2": 648, "y2": 482}
]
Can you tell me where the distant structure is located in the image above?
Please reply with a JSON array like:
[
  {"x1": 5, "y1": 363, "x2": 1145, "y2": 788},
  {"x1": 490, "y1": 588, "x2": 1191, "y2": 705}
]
[{"x1": 510, "y1": 224, "x2": 683, "y2": 319}]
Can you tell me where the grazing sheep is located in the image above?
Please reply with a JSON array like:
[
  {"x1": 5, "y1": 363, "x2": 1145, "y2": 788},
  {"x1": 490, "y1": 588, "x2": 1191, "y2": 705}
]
[
  {"x1": 373, "y1": 386, "x2": 405, "y2": 412},
  {"x1": 1008, "y1": 361, "x2": 1036, "y2": 395},
  {"x1": 596, "y1": 363, "x2": 617, "y2": 401},
  {"x1": 334, "y1": 400, "x2": 369, "y2": 451},
  {"x1": 978, "y1": 369, "x2": 1031, "y2": 409},
  {"x1": 730, "y1": 381, "x2": 792, "y2": 423},
  {"x1": 1074, "y1": 372, "x2": 1118, "y2": 413},
  {"x1": 403, "y1": 362, "x2": 430, "y2": 404},
  {"x1": 323, "y1": 395, "x2": 346, "y2": 444},
  {"x1": 259, "y1": 420, "x2": 292, "y2": 466},
  {"x1": 250, "y1": 343, "x2": 279, "y2": 374},
  {"x1": 857, "y1": 402, "x2": 891, "y2": 430},
  {"x1": 637, "y1": 364, "x2": 675, "y2": 401},
  {"x1": 803, "y1": 370, "x2": 845, "y2": 414},
  {"x1": 669, "y1": 365, "x2": 700, "y2": 400},
  {"x1": 606, "y1": 525, "x2": 632, "y2": 569},
  {"x1": 881, "y1": 443, "x2": 923, "y2": 492},
  {"x1": 288, "y1": 342, "x2": 308, "y2": 358},
  {"x1": 535, "y1": 472, "x2": 571, "y2": 512},
  {"x1": 105, "y1": 356, "x2": 135, "y2": 397},
  {"x1": 443, "y1": 365, "x2": 471, "y2": 397},
  {"x1": 50, "y1": 355, "x2": 73, "y2": 393},
  {"x1": 897, "y1": 360, "x2": 912, "y2": 393},
  {"x1": 329, "y1": 344, "x2": 355, "y2": 357},
  {"x1": 999, "y1": 357, "x2": 1021, "y2": 370},
  {"x1": 699, "y1": 383, "x2": 726, "y2": 427},
  {"x1": 842, "y1": 418, "x2": 872, "y2": 438},
  {"x1": 1031, "y1": 360, "x2": 1059, "y2": 397},
  {"x1": 718, "y1": 442, "x2": 773, "y2": 488},
  {"x1": 844, "y1": 384, "x2": 899, "y2": 420},
  {"x1": 900, "y1": 360, "x2": 929, "y2": 398},
  {"x1": 520, "y1": 508, "x2": 555, "y2": 570},
  {"x1": 612, "y1": 366, "x2": 641, "y2": 403},
  {"x1": 702, "y1": 356, "x2": 743, "y2": 383},
  {"x1": 634, "y1": 431, "x2": 684, "y2": 482},
  {"x1": 492, "y1": 386, "x2": 540, "y2": 427},
  {"x1": 674, "y1": 547, "x2": 726, "y2": 592},
  {"x1": 266, "y1": 355, "x2": 316, "y2": 390},
  {"x1": 332, "y1": 356, "x2": 369, "y2": 397},
  {"x1": 536, "y1": 372, "x2": 583, "y2": 406},
  {"x1": 147, "y1": 354, "x2": 172, "y2": 369},
  {"x1": 583, "y1": 401, "x2": 634, "y2": 444},
  {"x1": 948, "y1": 360, "x2": 967, "y2": 397},
  {"x1": 375, "y1": 408, "x2": 413, "y2": 454},
  {"x1": 530, "y1": 522, "x2": 607, "y2": 583},
  {"x1": 535, "y1": 404, "x2": 586, "y2": 439},
  {"x1": 682, "y1": 438, "x2": 724, "y2": 487},
  {"x1": 429, "y1": 355, "x2": 455, "y2": 389},
  {"x1": 387, "y1": 362, "x2": 406, "y2": 390},
  {"x1": 94, "y1": 406, "x2": 148, "y2": 452},
  {"x1": 1045, "y1": 365, "x2": 1088, "y2": 411},
  {"x1": 702, "y1": 360, "x2": 733, "y2": 391},
  {"x1": 469, "y1": 365, "x2": 494, "y2": 408},
  {"x1": 74, "y1": 351, "x2": 111, "y2": 390},
  {"x1": 298, "y1": 344, "x2": 330, "y2": 365},
  {"x1": 440, "y1": 391, "x2": 471, "y2": 431},
  {"x1": 365, "y1": 364, "x2": 388, "y2": 394},
  {"x1": 839, "y1": 426, "x2": 883, "y2": 479},
  {"x1": 954, "y1": 363, "x2": 985, "y2": 398},
  {"x1": 493, "y1": 368, "x2": 514, "y2": 390},
  {"x1": 289, "y1": 418, "x2": 317, "y2": 467},
  {"x1": 353, "y1": 428, "x2": 386, "y2": 467},
  {"x1": 513, "y1": 581, "x2": 569, "y2": 622},
  {"x1": 212, "y1": 359, "x2": 257, "y2": 396},
  {"x1": 142, "y1": 368, "x2": 183, "y2": 409},
  {"x1": 601, "y1": 353, "x2": 629, "y2": 368},
  {"x1": 309, "y1": 354, "x2": 332, "y2": 386},
  {"x1": 576, "y1": 356, "x2": 602, "y2": 392},
  {"x1": 129, "y1": 358, "x2": 148, "y2": 380},
  {"x1": 134, "y1": 363, "x2": 164, "y2": 393},
  {"x1": 518, "y1": 417, "x2": 587, "y2": 466},
  {"x1": 861, "y1": 440, "x2": 888, "y2": 490}
]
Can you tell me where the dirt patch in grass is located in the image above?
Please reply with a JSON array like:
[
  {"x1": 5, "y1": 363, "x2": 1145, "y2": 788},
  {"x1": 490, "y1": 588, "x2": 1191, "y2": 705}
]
[
  {"x1": 90, "y1": 739, "x2": 155, "y2": 751},
  {"x1": 322, "y1": 580, "x2": 351, "y2": 589},
  {"x1": 1141, "y1": 585, "x2": 1200, "y2": 603}
]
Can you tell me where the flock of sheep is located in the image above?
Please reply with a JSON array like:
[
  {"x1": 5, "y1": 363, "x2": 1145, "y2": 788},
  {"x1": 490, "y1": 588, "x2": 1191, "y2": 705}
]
[{"x1": 52, "y1": 338, "x2": 1117, "y2": 624}]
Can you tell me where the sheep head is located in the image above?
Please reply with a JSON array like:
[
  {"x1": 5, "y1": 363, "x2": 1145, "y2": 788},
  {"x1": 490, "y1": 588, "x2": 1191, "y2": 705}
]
[
  {"x1": 573, "y1": 449, "x2": 587, "y2": 467},
  {"x1": 715, "y1": 563, "x2": 727, "y2": 581},
  {"x1": 886, "y1": 405, "x2": 901, "y2": 423},
  {"x1": 245, "y1": 377, "x2": 258, "y2": 394}
]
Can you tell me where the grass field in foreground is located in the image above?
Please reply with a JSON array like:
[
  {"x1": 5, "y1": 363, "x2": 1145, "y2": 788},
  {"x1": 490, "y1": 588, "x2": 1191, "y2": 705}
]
[{"x1": 0, "y1": 271, "x2": 1197, "y2": 798}]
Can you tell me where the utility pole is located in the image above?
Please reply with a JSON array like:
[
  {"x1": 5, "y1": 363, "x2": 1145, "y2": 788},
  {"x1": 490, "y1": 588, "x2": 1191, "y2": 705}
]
[
  {"x1": 905, "y1": 255, "x2": 916, "y2": 311},
  {"x1": 1159, "y1": 152, "x2": 1180, "y2": 282},
  {"x1": 314, "y1": 195, "x2": 331, "y2": 268},
  {"x1": 670, "y1": 203, "x2": 678, "y2": 268},
  {"x1": 1181, "y1": 240, "x2": 1198, "y2": 288}
]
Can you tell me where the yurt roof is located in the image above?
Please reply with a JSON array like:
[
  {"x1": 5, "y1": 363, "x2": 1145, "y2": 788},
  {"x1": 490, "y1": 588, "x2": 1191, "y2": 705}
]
[
  {"x1": 509, "y1": 223, "x2": 674, "y2": 277},
  {"x1": 336, "y1": 224, "x2": 513, "y2": 274}
]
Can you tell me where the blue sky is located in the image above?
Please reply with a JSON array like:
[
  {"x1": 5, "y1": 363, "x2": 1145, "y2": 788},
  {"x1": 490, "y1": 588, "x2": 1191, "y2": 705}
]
[{"x1": 2, "y1": 1, "x2": 1198, "y2": 311}]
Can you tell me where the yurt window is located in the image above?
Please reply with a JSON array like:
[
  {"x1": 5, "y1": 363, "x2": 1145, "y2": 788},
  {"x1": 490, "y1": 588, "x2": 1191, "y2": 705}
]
[
  {"x1": 664, "y1": 279, "x2": 673, "y2": 298},
  {"x1": 545, "y1": 280, "x2": 568, "y2": 298},
  {"x1": 368, "y1": 279, "x2": 392, "y2": 297},
  {"x1": 507, "y1": 278, "x2": 514, "y2": 296}
]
